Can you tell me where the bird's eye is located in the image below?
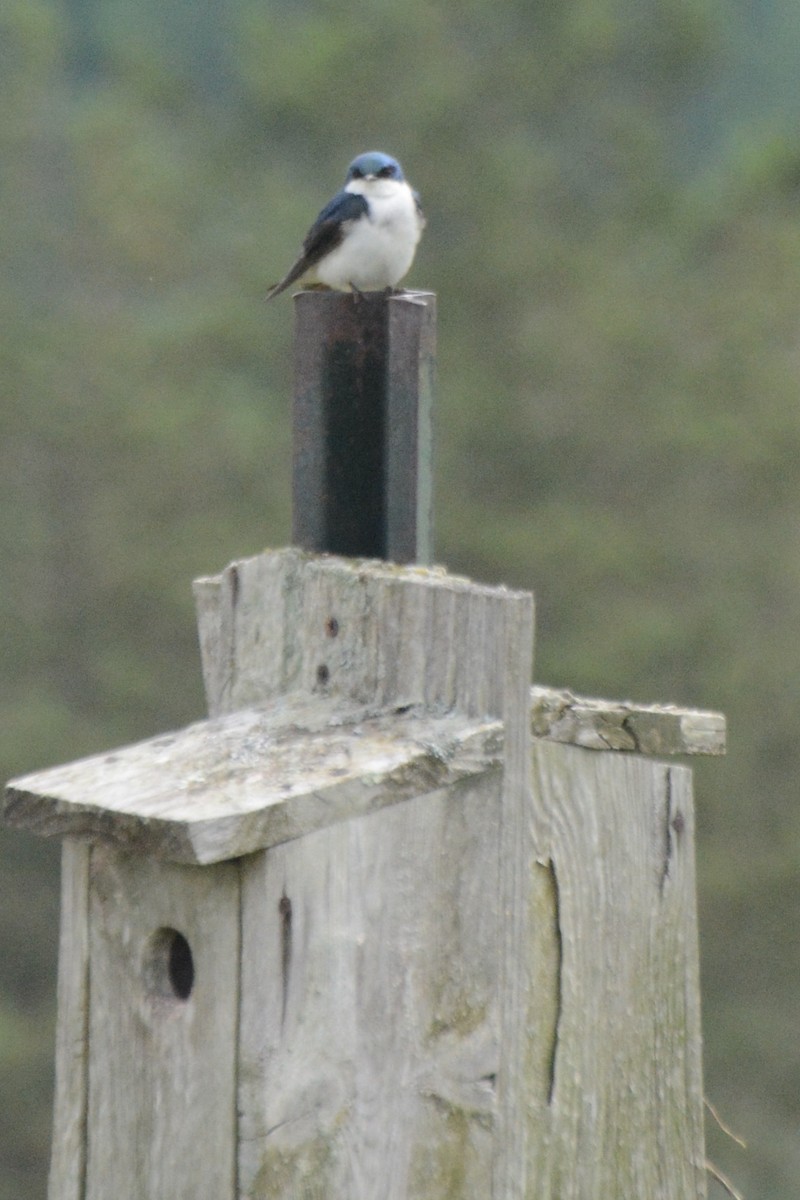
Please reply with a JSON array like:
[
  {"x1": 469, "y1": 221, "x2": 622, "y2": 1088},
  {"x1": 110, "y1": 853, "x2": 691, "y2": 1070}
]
[
  {"x1": 378, "y1": 166, "x2": 395, "y2": 178},
  {"x1": 351, "y1": 168, "x2": 363, "y2": 178}
]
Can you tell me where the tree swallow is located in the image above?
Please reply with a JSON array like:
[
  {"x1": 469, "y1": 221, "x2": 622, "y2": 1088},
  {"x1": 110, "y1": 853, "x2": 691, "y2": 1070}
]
[{"x1": 265, "y1": 151, "x2": 425, "y2": 300}]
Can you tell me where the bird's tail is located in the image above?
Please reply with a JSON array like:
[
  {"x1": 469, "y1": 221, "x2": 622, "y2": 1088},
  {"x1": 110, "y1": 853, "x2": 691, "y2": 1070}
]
[
  {"x1": 264, "y1": 279, "x2": 289, "y2": 302},
  {"x1": 264, "y1": 258, "x2": 312, "y2": 302}
]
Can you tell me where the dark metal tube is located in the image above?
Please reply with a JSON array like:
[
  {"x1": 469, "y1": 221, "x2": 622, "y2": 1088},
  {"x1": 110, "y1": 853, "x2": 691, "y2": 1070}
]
[{"x1": 292, "y1": 291, "x2": 435, "y2": 564}]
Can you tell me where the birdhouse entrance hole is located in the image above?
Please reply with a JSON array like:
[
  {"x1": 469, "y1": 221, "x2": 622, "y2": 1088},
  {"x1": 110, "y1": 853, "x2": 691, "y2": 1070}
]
[{"x1": 144, "y1": 927, "x2": 195, "y2": 1002}]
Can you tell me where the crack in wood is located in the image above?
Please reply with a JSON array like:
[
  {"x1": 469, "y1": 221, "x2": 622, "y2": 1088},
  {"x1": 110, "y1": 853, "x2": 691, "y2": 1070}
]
[
  {"x1": 659, "y1": 768, "x2": 673, "y2": 894},
  {"x1": 279, "y1": 891, "x2": 292, "y2": 1026},
  {"x1": 530, "y1": 685, "x2": 725, "y2": 757},
  {"x1": 545, "y1": 858, "x2": 563, "y2": 1106},
  {"x1": 621, "y1": 714, "x2": 642, "y2": 752}
]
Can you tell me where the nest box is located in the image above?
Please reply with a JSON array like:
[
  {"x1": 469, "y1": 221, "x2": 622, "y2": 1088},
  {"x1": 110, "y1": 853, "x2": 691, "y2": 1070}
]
[{"x1": 4, "y1": 548, "x2": 724, "y2": 1200}]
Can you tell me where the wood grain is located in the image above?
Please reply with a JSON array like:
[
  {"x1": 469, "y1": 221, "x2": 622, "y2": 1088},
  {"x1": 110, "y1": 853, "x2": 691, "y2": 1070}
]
[
  {"x1": 5, "y1": 701, "x2": 503, "y2": 864},
  {"x1": 238, "y1": 776, "x2": 504, "y2": 1199},
  {"x1": 531, "y1": 685, "x2": 725, "y2": 756},
  {"x1": 523, "y1": 741, "x2": 707, "y2": 1199},
  {"x1": 47, "y1": 840, "x2": 90, "y2": 1200},
  {"x1": 12, "y1": 547, "x2": 712, "y2": 1199},
  {"x1": 193, "y1": 548, "x2": 533, "y2": 720},
  {"x1": 83, "y1": 846, "x2": 240, "y2": 1200}
]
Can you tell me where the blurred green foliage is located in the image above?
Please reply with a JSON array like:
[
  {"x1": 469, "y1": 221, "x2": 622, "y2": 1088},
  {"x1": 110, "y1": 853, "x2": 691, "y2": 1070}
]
[{"x1": 3, "y1": 1, "x2": 800, "y2": 1195}]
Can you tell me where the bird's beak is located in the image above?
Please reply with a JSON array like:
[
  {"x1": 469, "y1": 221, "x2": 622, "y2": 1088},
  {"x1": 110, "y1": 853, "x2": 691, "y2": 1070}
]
[{"x1": 364, "y1": 173, "x2": 377, "y2": 181}]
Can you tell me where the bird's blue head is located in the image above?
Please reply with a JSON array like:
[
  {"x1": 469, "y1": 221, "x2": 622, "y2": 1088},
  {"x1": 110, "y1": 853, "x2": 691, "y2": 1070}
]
[{"x1": 345, "y1": 151, "x2": 404, "y2": 183}]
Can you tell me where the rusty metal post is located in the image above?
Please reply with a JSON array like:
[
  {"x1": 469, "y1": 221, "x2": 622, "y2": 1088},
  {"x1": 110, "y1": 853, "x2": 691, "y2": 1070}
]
[{"x1": 292, "y1": 290, "x2": 435, "y2": 564}]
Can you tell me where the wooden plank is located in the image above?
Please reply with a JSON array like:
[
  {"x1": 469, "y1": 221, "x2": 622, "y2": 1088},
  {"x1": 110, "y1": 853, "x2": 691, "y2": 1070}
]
[
  {"x1": 194, "y1": 548, "x2": 537, "y2": 1198},
  {"x1": 5, "y1": 681, "x2": 724, "y2": 868},
  {"x1": 531, "y1": 685, "x2": 725, "y2": 756},
  {"x1": 493, "y1": 566, "x2": 538, "y2": 1200},
  {"x1": 523, "y1": 741, "x2": 706, "y2": 1199},
  {"x1": 194, "y1": 551, "x2": 298, "y2": 719},
  {"x1": 47, "y1": 840, "x2": 90, "y2": 1200},
  {"x1": 6, "y1": 679, "x2": 724, "y2": 875},
  {"x1": 192, "y1": 548, "x2": 533, "y2": 720},
  {"x1": 5, "y1": 701, "x2": 503, "y2": 864},
  {"x1": 237, "y1": 774, "x2": 504, "y2": 1200},
  {"x1": 84, "y1": 845, "x2": 240, "y2": 1200}
]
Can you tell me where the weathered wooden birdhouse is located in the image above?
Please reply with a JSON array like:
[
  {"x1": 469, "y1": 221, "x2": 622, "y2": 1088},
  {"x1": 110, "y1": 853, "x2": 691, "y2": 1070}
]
[{"x1": 4, "y1": 294, "x2": 725, "y2": 1199}]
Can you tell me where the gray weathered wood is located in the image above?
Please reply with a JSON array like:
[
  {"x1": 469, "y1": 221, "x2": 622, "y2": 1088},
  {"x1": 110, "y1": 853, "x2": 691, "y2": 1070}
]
[
  {"x1": 192, "y1": 548, "x2": 532, "y2": 721},
  {"x1": 492, "y1": 560, "x2": 538, "y2": 1200},
  {"x1": 523, "y1": 741, "x2": 707, "y2": 1199},
  {"x1": 83, "y1": 846, "x2": 240, "y2": 1200},
  {"x1": 238, "y1": 775, "x2": 504, "y2": 1199},
  {"x1": 48, "y1": 840, "x2": 90, "y2": 1200},
  {"x1": 5, "y1": 700, "x2": 503, "y2": 864},
  {"x1": 197, "y1": 548, "x2": 537, "y2": 1199},
  {"x1": 5, "y1": 548, "x2": 712, "y2": 1200},
  {"x1": 4, "y1": 682, "x2": 724, "y2": 867},
  {"x1": 531, "y1": 685, "x2": 725, "y2": 756}
]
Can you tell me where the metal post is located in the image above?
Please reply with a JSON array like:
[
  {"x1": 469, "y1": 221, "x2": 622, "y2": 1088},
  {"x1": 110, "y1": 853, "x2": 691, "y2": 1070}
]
[{"x1": 292, "y1": 290, "x2": 435, "y2": 564}]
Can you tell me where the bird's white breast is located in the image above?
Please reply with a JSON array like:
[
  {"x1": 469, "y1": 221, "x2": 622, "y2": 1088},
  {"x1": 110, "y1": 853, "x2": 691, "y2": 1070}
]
[{"x1": 315, "y1": 179, "x2": 423, "y2": 292}]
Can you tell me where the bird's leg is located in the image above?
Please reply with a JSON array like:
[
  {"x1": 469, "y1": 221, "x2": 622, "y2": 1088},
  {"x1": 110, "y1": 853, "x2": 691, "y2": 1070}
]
[{"x1": 349, "y1": 282, "x2": 367, "y2": 302}]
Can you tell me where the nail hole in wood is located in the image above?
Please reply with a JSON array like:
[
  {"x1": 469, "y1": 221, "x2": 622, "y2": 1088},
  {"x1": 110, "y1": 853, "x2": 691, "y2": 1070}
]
[{"x1": 316, "y1": 663, "x2": 330, "y2": 686}]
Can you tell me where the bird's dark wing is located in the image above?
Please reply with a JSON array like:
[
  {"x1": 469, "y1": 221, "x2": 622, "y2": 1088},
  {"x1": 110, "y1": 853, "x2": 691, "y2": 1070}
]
[
  {"x1": 265, "y1": 191, "x2": 369, "y2": 301},
  {"x1": 310, "y1": 189, "x2": 369, "y2": 241},
  {"x1": 413, "y1": 189, "x2": 426, "y2": 229}
]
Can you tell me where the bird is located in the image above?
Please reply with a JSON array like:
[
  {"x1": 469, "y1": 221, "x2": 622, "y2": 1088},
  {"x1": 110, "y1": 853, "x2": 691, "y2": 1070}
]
[{"x1": 265, "y1": 151, "x2": 425, "y2": 301}]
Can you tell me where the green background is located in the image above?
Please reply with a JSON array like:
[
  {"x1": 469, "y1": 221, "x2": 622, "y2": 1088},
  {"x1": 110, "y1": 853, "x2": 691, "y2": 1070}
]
[{"x1": 3, "y1": 1, "x2": 800, "y2": 1194}]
